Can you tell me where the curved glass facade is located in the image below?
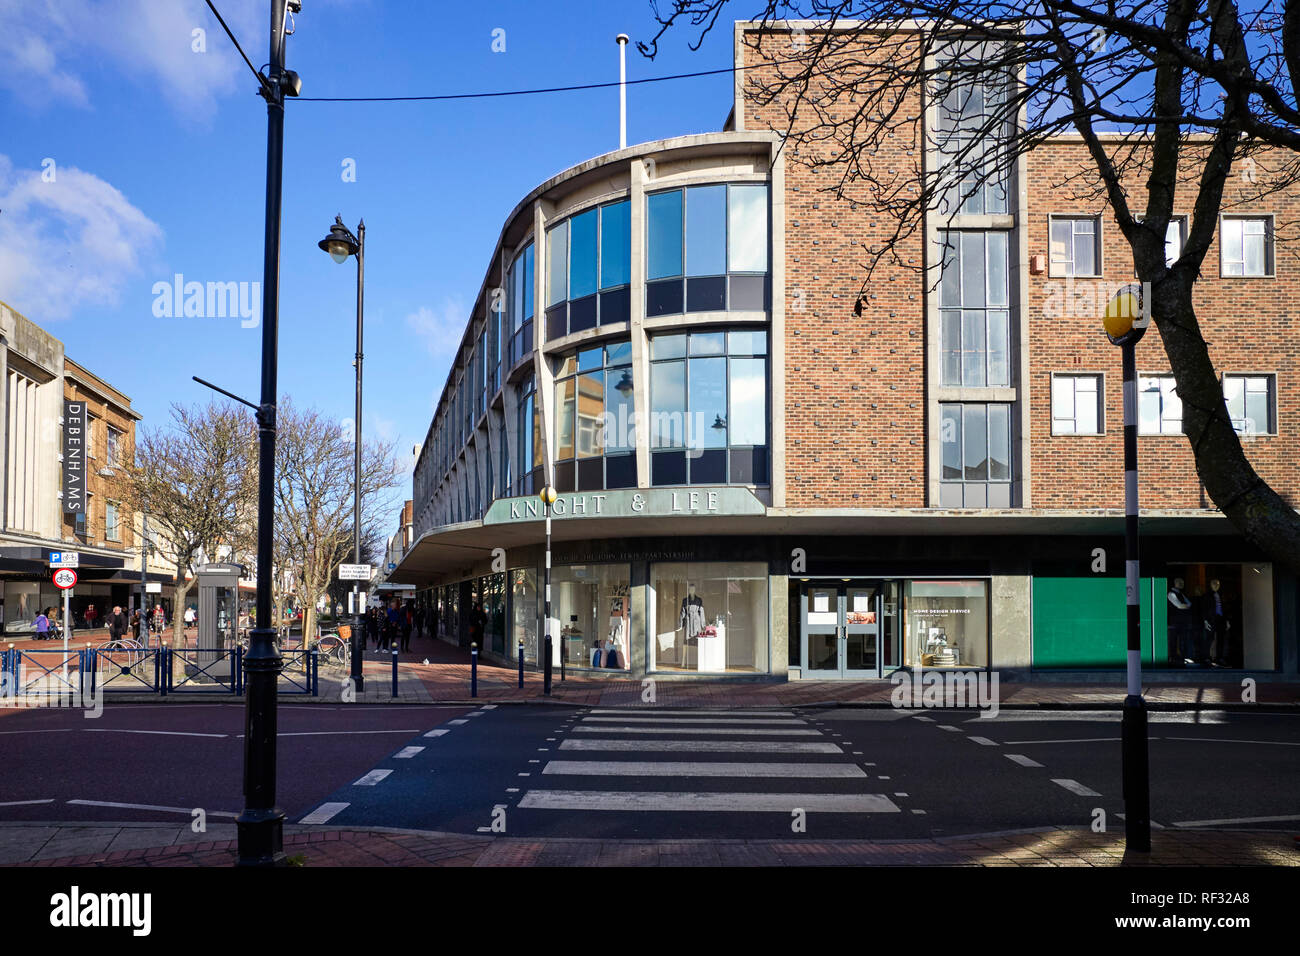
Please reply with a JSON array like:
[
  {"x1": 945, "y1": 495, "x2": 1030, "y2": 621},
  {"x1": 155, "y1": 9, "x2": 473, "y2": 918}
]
[
  {"x1": 552, "y1": 339, "x2": 636, "y2": 492},
  {"x1": 545, "y1": 200, "x2": 631, "y2": 340}
]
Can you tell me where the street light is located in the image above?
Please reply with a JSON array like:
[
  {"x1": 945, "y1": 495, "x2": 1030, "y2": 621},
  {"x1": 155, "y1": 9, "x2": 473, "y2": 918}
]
[
  {"x1": 1103, "y1": 282, "x2": 1151, "y2": 854},
  {"x1": 540, "y1": 484, "x2": 557, "y2": 695},
  {"x1": 318, "y1": 214, "x2": 366, "y2": 694}
]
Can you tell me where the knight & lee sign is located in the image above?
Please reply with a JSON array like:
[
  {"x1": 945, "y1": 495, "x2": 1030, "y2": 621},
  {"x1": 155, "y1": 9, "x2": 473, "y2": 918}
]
[{"x1": 484, "y1": 488, "x2": 765, "y2": 525}]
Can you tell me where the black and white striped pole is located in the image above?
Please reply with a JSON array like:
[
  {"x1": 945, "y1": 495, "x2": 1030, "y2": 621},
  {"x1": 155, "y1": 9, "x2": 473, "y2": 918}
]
[
  {"x1": 540, "y1": 485, "x2": 557, "y2": 696},
  {"x1": 1104, "y1": 284, "x2": 1151, "y2": 853}
]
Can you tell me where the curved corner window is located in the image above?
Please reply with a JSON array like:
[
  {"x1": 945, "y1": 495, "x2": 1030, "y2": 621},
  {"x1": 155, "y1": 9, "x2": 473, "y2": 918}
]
[
  {"x1": 553, "y1": 340, "x2": 636, "y2": 492},
  {"x1": 646, "y1": 183, "x2": 769, "y2": 318},
  {"x1": 649, "y1": 329, "x2": 768, "y2": 486},
  {"x1": 545, "y1": 200, "x2": 631, "y2": 340},
  {"x1": 514, "y1": 373, "x2": 541, "y2": 496},
  {"x1": 508, "y1": 243, "x2": 535, "y2": 368}
]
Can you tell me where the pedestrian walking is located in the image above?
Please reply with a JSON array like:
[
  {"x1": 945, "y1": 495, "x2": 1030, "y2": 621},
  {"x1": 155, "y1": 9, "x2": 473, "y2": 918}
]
[
  {"x1": 401, "y1": 603, "x2": 413, "y2": 652},
  {"x1": 152, "y1": 604, "x2": 166, "y2": 635},
  {"x1": 107, "y1": 605, "x2": 127, "y2": 642}
]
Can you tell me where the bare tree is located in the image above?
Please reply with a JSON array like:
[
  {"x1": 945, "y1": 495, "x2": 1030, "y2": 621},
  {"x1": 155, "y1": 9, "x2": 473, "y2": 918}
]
[
  {"x1": 120, "y1": 401, "x2": 257, "y2": 643},
  {"x1": 272, "y1": 399, "x2": 402, "y2": 644},
  {"x1": 643, "y1": 1, "x2": 1300, "y2": 573}
]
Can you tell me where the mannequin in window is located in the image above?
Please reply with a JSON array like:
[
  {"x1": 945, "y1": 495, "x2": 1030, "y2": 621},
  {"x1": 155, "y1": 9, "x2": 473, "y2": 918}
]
[
  {"x1": 1166, "y1": 577, "x2": 1196, "y2": 666},
  {"x1": 678, "y1": 583, "x2": 706, "y2": 666},
  {"x1": 1202, "y1": 578, "x2": 1231, "y2": 667}
]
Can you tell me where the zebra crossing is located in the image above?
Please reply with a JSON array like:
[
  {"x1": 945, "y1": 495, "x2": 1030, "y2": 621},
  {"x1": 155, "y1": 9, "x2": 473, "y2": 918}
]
[{"x1": 510, "y1": 708, "x2": 904, "y2": 832}]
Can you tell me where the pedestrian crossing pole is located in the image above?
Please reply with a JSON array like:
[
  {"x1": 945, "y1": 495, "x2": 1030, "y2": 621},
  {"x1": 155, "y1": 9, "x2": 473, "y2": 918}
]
[
  {"x1": 541, "y1": 485, "x2": 557, "y2": 696},
  {"x1": 1104, "y1": 284, "x2": 1151, "y2": 853}
]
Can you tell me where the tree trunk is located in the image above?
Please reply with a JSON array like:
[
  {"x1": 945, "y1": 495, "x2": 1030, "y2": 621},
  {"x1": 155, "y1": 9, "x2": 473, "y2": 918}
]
[
  {"x1": 302, "y1": 602, "x2": 318, "y2": 648},
  {"x1": 1154, "y1": 278, "x2": 1300, "y2": 575},
  {"x1": 172, "y1": 576, "x2": 193, "y2": 646}
]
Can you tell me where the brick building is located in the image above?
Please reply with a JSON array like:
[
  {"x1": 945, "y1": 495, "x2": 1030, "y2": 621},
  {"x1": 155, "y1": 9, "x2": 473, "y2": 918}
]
[
  {"x1": 1, "y1": 301, "x2": 167, "y2": 636},
  {"x1": 390, "y1": 22, "x2": 1298, "y2": 680}
]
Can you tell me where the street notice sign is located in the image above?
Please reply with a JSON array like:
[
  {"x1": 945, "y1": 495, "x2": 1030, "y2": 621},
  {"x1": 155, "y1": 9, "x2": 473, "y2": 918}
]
[
  {"x1": 339, "y1": 564, "x2": 372, "y2": 581},
  {"x1": 49, "y1": 551, "x2": 79, "y2": 568},
  {"x1": 146, "y1": 582, "x2": 162, "y2": 594},
  {"x1": 53, "y1": 568, "x2": 78, "y2": 589}
]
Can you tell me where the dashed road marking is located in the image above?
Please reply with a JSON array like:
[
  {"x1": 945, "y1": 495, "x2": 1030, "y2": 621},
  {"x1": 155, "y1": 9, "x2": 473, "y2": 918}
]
[
  {"x1": 352, "y1": 770, "x2": 393, "y2": 787},
  {"x1": 394, "y1": 746, "x2": 425, "y2": 759},
  {"x1": 424, "y1": 729, "x2": 450, "y2": 738},
  {"x1": 967, "y1": 736, "x2": 998, "y2": 746},
  {"x1": 67, "y1": 799, "x2": 238, "y2": 817},
  {"x1": 1051, "y1": 778, "x2": 1101, "y2": 797},
  {"x1": 1005, "y1": 754, "x2": 1044, "y2": 768},
  {"x1": 300, "y1": 802, "x2": 349, "y2": 825}
]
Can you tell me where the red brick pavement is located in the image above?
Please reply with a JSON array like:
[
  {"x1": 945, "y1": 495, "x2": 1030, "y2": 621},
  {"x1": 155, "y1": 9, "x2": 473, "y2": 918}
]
[{"x1": 10, "y1": 827, "x2": 1297, "y2": 867}]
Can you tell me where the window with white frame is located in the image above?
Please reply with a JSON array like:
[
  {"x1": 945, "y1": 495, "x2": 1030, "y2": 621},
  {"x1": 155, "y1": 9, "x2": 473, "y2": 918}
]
[
  {"x1": 1051, "y1": 374, "x2": 1103, "y2": 434},
  {"x1": 1164, "y1": 217, "x2": 1185, "y2": 266},
  {"x1": 939, "y1": 231, "x2": 1011, "y2": 387},
  {"x1": 1224, "y1": 374, "x2": 1276, "y2": 436},
  {"x1": 1220, "y1": 216, "x2": 1273, "y2": 277},
  {"x1": 1049, "y1": 216, "x2": 1100, "y2": 277},
  {"x1": 106, "y1": 425, "x2": 122, "y2": 466},
  {"x1": 1138, "y1": 375, "x2": 1182, "y2": 435},
  {"x1": 105, "y1": 500, "x2": 120, "y2": 541}
]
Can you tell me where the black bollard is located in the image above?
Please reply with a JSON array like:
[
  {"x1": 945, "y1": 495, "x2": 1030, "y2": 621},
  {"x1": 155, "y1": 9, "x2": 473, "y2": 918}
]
[
  {"x1": 391, "y1": 642, "x2": 399, "y2": 698},
  {"x1": 471, "y1": 642, "x2": 478, "y2": 698},
  {"x1": 517, "y1": 640, "x2": 524, "y2": 689}
]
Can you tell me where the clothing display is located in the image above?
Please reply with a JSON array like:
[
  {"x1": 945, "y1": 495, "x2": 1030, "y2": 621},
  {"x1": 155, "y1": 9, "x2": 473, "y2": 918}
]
[
  {"x1": 1167, "y1": 584, "x2": 1198, "y2": 663},
  {"x1": 679, "y1": 595, "x2": 706, "y2": 639}
]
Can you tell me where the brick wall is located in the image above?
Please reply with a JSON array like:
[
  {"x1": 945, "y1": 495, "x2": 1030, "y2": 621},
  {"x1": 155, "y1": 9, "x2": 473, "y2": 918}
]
[
  {"x1": 1026, "y1": 139, "x2": 1300, "y2": 509},
  {"x1": 743, "y1": 29, "x2": 928, "y2": 507}
]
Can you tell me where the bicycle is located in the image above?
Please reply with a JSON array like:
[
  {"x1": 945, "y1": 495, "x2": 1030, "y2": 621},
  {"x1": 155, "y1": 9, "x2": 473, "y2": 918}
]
[{"x1": 312, "y1": 632, "x2": 351, "y2": 671}]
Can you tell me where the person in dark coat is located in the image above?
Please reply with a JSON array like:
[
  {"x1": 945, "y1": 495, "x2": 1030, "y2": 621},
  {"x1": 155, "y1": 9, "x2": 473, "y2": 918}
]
[{"x1": 107, "y1": 606, "x2": 128, "y2": 641}]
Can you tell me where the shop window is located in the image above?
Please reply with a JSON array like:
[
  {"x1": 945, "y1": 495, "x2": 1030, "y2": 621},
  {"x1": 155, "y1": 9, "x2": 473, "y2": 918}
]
[
  {"x1": 1166, "y1": 563, "x2": 1274, "y2": 670},
  {"x1": 552, "y1": 340, "x2": 635, "y2": 492},
  {"x1": 645, "y1": 184, "x2": 769, "y2": 317},
  {"x1": 939, "y1": 403, "x2": 1012, "y2": 507},
  {"x1": 1138, "y1": 375, "x2": 1181, "y2": 435},
  {"x1": 545, "y1": 201, "x2": 632, "y2": 339},
  {"x1": 1223, "y1": 374, "x2": 1276, "y2": 436},
  {"x1": 651, "y1": 562, "x2": 769, "y2": 673},
  {"x1": 649, "y1": 330, "x2": 768, "y2": 486},
  {"x1": 1220, "y1": 216, "x2": 1273, "y2": 277},
  {"x1": 1049, "y1": 216, "x2": 1100, "y2": 277},
  {"x1": 548, "y1": 564, "x2": 632, "y2": 670},
  {"x1": 903, "y1": 579, "x2": 989, "y2": 668},
  {"x1": 939, "y1": 230, "x2": 1010, "y2": 387},
  {"x1": 1051, "y1": 374, "x2": 1103, "y2": 435}
]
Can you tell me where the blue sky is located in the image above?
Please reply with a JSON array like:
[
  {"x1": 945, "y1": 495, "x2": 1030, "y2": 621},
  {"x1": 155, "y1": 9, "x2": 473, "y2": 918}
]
[{"x1": 0, "y1": 0, "x2": 738, "y2": 530}]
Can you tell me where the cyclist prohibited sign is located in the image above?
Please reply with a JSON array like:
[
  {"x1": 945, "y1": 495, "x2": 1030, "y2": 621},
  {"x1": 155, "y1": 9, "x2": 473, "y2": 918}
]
[{"x1": 53, "y1": 568, "x2": 78, "y2": 589}]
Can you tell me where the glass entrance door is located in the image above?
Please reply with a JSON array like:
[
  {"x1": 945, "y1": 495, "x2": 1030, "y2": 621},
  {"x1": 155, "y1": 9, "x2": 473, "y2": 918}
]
[{"x1": 800, "y1": 580, "x2": 882, "y2": 678}]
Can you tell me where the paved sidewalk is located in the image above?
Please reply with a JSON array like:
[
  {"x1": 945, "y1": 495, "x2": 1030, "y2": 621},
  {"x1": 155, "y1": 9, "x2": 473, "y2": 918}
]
[
  {"x1": 1, "y1": 822, "x2": 1294, "y2": 867},
  {"x1": 6, "y1": 628, "x2": 1297, "y2": 707}
]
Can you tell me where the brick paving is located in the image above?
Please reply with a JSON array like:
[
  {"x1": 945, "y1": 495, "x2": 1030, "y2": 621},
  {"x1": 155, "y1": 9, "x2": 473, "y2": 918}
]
[{"x1": 3, "y1": 824, "x2": 1294, "y2": 867}]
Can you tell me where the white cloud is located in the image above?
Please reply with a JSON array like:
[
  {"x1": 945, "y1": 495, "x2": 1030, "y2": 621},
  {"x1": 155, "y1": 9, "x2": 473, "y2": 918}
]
[
  {"x1": 405, "y1": 299, "x2": 467, "y2": 363},
  {"x1": 0, "y1": 0, "x2": 264, "y2": 118},
  {"x1": 0, "y1": 154, "x2": 163, "y2": 320}
]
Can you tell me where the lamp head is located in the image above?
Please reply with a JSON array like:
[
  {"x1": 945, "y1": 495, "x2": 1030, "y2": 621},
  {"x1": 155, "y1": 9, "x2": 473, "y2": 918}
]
[{"x1": 318, "y1": 215, "x2": 359, "y2": 263}]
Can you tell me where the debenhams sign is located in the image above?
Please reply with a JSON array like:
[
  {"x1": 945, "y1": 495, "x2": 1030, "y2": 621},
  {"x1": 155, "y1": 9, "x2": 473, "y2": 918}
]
[
  {"x1": 63, "y1": 400, "x2": 86, "y2": 514},
  {"x1": 484, "y1": 488, "x2": 766, "y2": 525}
]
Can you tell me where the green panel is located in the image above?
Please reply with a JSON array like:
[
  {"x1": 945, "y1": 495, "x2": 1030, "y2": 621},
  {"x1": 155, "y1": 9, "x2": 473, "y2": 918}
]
[{"x1": 1032, "y1": 576, "x2": 1164, "y2": 668}]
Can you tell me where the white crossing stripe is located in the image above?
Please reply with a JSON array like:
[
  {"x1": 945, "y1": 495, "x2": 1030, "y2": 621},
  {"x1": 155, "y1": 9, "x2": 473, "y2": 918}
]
[
  {"x1": 67, "y1": 799, "x2": 239, "y2": 818},
  {"x1": 967, "y1": 736, "x2": 998, "y2": 746},
  {"x1": 352, "y1": 769, "x2": 392, "y2": 786},
  {"x1": 573, "y1": 726, "x2": 820, "y2": 736},
  {"x1": 518, "y1": 790, "x2": 901, "y2": 813},
  {"x1": 1005, "y1": 754, "x2": 1044, "y2": 768},
  {"x1": 424, "y1": 729, "x2": 450, "y2": 738},
  {"x1": 560, "y1": 739, "x2": 844, "y2": 753},
  {"x1": 447, "y1": 719, "x2": 468, "y2": 725},
  {"x1": 479, "y1": 704, "x2": 497, "y2": 710},
  {"x1": 587, "y1": 709, "x2": 794, "y2": 717},
  {"x1": 394, "y1": 746, "x2": 425, "y2": 759},
  {"x1": 1052, "y1": 778, "x2": 1102, "y2": 797},
  {"x1": 299, "y1": 802, "x2": 349, "y2": 825},
  {"x1": 581, "y1": 716, "x2": 806, "y2": 725},
  {"x1": 542, "y1": 761, "x2": 867, "y2": 778}
]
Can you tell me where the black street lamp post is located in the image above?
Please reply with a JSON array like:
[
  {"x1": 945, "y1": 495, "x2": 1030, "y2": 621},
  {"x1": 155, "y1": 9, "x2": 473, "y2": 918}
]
[
  {"x1": 237, "y1": 0, "x2": 301, "y2": 867},
  {"x1": 1103, "y1": 284, "x2": 1152, "y2": 854},
  {"x1": 318, "y1": 215, "x2": 365, "y2": 693}
]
